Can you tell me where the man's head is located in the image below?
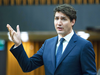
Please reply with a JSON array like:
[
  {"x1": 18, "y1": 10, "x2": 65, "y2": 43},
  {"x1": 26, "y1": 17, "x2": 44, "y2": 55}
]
[
  {"x1": 54, "y1": 4, "x2": 77, "y2": 37},
  {"x1": 54, "y1": 4, "x2": 77, "y2": 22}
]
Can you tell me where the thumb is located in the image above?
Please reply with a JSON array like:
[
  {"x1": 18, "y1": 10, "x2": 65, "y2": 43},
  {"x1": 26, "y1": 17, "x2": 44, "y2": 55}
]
[{"x1": 16, "y1": 25, "x2": 20, "y2": 33}]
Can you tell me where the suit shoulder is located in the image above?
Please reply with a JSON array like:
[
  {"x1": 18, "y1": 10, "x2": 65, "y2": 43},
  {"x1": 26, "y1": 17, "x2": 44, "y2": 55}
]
[
  {"x1": 45, "y1": 36, "x2": 58, "y2": 42},
  {"x1": 77, "y1": 35, "x2": 91, "y2": 44}
]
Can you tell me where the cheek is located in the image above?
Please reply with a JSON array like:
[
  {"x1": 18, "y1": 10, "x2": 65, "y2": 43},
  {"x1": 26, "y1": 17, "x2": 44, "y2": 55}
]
[
  {"x1": 63, "y1": 23, "x2": 68, "y2": 28},
  {"x1": 63, "y1": 23, "x2": 71, "y2": 30},
  {"x1": 54, "y1": 21, "x2": 57, "y2": 27}
]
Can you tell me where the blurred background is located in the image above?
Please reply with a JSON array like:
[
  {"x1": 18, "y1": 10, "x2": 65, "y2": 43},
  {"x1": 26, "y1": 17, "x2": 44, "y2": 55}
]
[{"x1": 0, "y1": 0, "x2": 100, "y2": 75}]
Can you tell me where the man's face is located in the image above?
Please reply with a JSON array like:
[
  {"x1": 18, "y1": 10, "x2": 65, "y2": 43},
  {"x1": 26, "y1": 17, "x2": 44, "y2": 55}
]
[{"x1": 54, "y1": 12, "x2": 75, "y2": 37}]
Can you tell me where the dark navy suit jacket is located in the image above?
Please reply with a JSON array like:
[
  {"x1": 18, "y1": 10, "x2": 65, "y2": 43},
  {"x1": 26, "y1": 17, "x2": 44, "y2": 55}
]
[{"x1": 10, "y1": 32, "x2": 97, "y2": 75}]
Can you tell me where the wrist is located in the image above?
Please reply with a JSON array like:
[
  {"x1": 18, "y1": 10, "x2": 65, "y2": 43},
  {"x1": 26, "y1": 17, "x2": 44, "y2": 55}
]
[{"x1": 15, "y1": 42, "x2": 21, "y2": 47}]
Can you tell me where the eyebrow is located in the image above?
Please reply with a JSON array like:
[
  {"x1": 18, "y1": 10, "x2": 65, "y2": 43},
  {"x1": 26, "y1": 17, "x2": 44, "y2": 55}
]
[{"x1": 61, "y1": 16, "x2": 67, "y2": 18}]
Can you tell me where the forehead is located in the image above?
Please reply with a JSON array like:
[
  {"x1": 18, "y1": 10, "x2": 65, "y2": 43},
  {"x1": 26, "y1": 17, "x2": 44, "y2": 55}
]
[{"x1": 55, "y1": 12, "x2": 67, "y2": 17}]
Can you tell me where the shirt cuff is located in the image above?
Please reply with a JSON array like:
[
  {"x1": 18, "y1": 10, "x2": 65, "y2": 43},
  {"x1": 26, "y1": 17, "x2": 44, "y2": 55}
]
[{"x1": 13, "y1": 44, "x2": 21, "y2": 49}]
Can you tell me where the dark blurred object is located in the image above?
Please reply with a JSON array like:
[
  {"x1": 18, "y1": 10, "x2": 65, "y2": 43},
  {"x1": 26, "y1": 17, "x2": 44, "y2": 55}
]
[{"x1": 86, "y1": 26, "x2": 100, "y2": 32}]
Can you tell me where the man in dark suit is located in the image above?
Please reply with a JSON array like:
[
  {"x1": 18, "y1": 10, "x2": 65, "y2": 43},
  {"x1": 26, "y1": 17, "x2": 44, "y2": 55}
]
[{"x1": 7, "y1": 4, "x2": 96, "y2": 75}]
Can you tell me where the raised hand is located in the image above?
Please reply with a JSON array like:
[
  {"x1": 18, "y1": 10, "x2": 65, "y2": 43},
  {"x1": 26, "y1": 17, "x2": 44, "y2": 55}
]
[{"x1": 6, "y1": 24, "x2": 21, "y2": 47}]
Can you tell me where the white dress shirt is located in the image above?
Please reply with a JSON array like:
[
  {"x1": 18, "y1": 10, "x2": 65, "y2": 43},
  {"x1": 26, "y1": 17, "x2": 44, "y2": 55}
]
[{"x1": 56, "y1": 30, "x2": 74, "y2": 55}]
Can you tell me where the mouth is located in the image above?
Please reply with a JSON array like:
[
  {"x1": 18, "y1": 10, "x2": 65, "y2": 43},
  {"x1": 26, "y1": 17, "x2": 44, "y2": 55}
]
[{"x1": 57, "y1": 27, "x2": 64, "y2": 31}]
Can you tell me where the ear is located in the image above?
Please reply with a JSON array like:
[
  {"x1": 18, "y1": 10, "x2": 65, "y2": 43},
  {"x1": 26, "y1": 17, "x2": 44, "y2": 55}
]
[{"x1": 71, "y1": 19, "x2": 75, "y2": 26}]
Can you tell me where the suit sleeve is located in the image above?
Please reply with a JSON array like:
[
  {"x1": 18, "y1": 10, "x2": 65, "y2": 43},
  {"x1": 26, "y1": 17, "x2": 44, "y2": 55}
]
[
  {"x1": 80, "y1": 41, "x2": 97, "y2": 75},
  {"x1": 10, "y1": 43, "x2": 44, "y2": 72}
]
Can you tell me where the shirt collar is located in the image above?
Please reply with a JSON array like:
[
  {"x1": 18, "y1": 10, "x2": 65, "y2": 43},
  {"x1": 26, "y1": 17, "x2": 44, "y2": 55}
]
[{"x1": 58, "y1": 30, "x2": 74, "y2": 42}]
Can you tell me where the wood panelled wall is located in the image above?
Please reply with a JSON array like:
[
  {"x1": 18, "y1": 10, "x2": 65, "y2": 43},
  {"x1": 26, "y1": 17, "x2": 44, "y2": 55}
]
[
  {"x1": 6, "y1": 40, "x2": 100, "y2": 75},
  {"x1": 91, "y1": 40, "x2": 100, "y2": 71},
  {"x1": 6, "y1": 41, "x2": 45, "y2": 75},
  {"x1": 0, "y1": 0, "x2": 100, "y2": 5}
]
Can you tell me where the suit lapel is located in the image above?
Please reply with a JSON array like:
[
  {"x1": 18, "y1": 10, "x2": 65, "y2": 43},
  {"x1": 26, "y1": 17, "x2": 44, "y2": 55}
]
[
  {"x1": 51, "y1": 36, "x2": 58, "y2": 70},
  {"x1": 56, "y1": 33, "x2": 78, "y2": 68}
]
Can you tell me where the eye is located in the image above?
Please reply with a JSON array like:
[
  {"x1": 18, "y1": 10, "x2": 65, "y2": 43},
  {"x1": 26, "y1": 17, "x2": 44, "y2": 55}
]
[
  {"x1": 55, "y1": 17, "x2": 59, "y2": 20},
  {"x1": 61, "y1": 17, "x2": 67, "y2": 21}
]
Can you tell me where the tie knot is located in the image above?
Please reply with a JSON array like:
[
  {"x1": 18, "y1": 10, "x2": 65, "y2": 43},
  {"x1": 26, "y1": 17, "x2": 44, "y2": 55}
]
[{"x1": 60, "y1": 38, "x2": 65, "y2": 44}]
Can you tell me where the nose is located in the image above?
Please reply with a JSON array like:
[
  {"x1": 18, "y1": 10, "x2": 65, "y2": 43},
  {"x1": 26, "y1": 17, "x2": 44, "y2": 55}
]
[{"x1": 58, "y1": 19, "x2": 62, "y2": 25}]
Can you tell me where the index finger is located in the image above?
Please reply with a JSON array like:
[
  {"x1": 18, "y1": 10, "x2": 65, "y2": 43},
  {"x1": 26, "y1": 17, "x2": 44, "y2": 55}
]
[{"x1": 16, "y1": 25, "x2": 20, "y2": 33}]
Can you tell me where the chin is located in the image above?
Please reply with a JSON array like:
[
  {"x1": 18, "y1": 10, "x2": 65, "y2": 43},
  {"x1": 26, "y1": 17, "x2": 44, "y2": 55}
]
[{"x1": 57, "y1": 31, "x2": 64, "y2": 35}]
